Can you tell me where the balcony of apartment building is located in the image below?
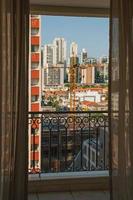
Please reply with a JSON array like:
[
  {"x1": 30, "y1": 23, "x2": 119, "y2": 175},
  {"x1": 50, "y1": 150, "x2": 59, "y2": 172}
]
[
  {"x1": 30, "y1": 17, "x2": 40, "y2": 64},
  {"x1": 31, "y1": 16, "x2": 40, "y2": 34},
  {"x1": 31, "y1": 51, "x2": 40, "y2": 72},
  {"x1": 28, "y1": 111, "x2": 110, "y2": 200},
  {"x1": 31, "y1": 37, "x2": 40, "y2": 53}
]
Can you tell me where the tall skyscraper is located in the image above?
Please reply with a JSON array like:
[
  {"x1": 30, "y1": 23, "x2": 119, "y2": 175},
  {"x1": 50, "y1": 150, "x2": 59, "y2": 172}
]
[
  {"x1": 43, "y1": 63, "x2": 64, "y2": 86},
  {"x1": 70, "y1": 42, "x2": 80, "y2": 83},
  {"x1": 42, "y1": 37, "x2": 66, "y2": 87},
  {"x1": 53, "y1": 37, "x2": 67, "y2": 65},
  {"x1": 81, "y1": 64, "x2": 95, "y2": 85},
  {"x1": 29, "y1": 15, "x2": 41, "y2": 171},
  {"x1": 43, "y1": 44, "x2": 55, "y2": 66},
  {"x1": 81, "y1": 48, "x2": 88, "y2": 64},
  {"x1": 81, "y1": 48, "x2": 88, "y2": 84},
  {"x1": 70, "y1": 42, "x2": 78, "y2": 57}
]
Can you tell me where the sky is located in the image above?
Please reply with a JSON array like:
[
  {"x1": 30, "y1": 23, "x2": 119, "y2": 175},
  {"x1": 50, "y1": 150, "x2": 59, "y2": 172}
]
[{"x1": 41, "y1": 16, "x2": 109, "y2": 59}]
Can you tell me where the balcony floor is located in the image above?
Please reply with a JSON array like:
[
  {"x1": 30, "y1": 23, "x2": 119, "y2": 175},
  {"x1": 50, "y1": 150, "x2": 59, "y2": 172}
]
[{"x1": 28, "y1": 191, "x2": 109, "y2": 200}]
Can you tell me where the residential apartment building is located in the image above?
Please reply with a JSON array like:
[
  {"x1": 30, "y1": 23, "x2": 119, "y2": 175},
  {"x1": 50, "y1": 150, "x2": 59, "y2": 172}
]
[
  {"x1": 43, "y1": 63, "x2": 64, "y2": 86},
  {"x1": 81, "y1": 48, "x2": 88, "y2": 64},
  {"x1": 42, "y1": 37, "x2": 66, "y2": 87},
  {"x1": 98, "y1": 56, "x2": 109, "y2": 83},
  {"x1": 80, "y1": 49, "x2": 95, "y2": 85},
  {"x1": 43, "y1": 44, "x2": 55, "y2": 66},
  {"x1": 70, "y1": 42, "x2": 80, "y2": 83},
  {"x1": 95, "y1": 64, "x2": 106, "y2": 83},
  {"x1": 53, "y1": 37, "x2": 67, "y2": 65},
  {"x1": 28, "y1": 15, "x2": 41, "y2": 171},
  {"x1": 70, "y1": 42, "x2": 78, "y2": 57},
  {"x1": 81, "y1": 64, "x2": 95, "y2": 84}
]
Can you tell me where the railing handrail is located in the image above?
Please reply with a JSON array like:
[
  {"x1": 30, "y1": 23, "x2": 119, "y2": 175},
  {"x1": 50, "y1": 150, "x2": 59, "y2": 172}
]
[
  {"x1": 28, "y1": 110, "x2": 108, "y2": 114},
  {"x1": 28, "y1": 110, "x2": 109, "y2": 173}
]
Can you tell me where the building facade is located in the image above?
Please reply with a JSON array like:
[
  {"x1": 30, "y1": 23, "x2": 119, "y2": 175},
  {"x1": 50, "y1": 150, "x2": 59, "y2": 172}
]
[
  {"x1": 53, "y1": 37, "x2": 67, "y2": 65},
  {"x1": 42, "y1": 37, "x2": 66, "y2": 88},
  {"x1": 43, "y1": 63, "x2": 64, "y2": 86},
  {"x1": 81, "y1": 48, "x2": 88, "y2": 64},
  {"x1": 70, "y1": 41, "x2": 78, "y2": 57},
  {"x1": 43, "y1": 44, "x2": 55, "y2": 66},
  {"x1": 81, "y1": 64, "x2": 95, "y2": 84},
  {"x1": 28, "y1": 15, "x2": 41, "y2": 171},
  {"x1": 70, "y1": 42, "x2": 80, "y2": 83}
]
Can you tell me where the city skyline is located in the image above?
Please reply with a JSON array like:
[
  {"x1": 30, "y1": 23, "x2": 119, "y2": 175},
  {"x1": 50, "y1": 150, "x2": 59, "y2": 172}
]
[
  {"x1": 42, "y1": 35, "x2": 108, "y2": 88},
  {"x1": 42, "y1": 37, "x2": 108, "y2": 66},
  {"x1": 41, "y1": 16, "x2": 109, "y2": 58}
]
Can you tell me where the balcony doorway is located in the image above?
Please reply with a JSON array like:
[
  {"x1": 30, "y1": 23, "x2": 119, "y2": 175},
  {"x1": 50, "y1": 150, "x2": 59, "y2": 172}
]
[{"x1": 28, "y1": 14, "x2": 109, "y2": 178}]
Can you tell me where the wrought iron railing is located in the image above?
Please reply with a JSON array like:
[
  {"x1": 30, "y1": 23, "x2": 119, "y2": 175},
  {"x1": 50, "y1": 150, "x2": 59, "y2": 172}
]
[{"x1": 28, "y1": 111, "x2": 109, "y2": 174}]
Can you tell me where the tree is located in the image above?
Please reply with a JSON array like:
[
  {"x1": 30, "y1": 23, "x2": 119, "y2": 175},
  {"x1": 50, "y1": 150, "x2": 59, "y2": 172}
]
[{"x1": 47, "y1": 96, "x2": 60, "y2": 111}]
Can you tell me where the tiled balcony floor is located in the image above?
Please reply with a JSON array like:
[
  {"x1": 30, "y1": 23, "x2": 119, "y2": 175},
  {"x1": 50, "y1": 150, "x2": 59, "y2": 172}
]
[{"x1": 28, "y1": 191, "x2": 109, "y2": 200}]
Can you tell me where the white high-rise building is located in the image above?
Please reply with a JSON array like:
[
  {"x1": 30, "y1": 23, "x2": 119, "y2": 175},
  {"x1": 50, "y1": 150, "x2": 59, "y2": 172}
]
[
  {"x1": 81, "y1": 48, "x2": 88, "y2": 64},
  {"x1": 43, "y1": 44, "x2": 55, "y2": 66},
  {"x1": 43, "y1": 38, "x2": 67, "y2": 66},
  {"x1": 53, "y1": 37, "x2": 67, "y2": 65},
  {"x1": 70, "y1": 42, "x2": 78, "y2": 57},
  {"x1": 42, "y1": 37, "x2": 67, "y2": 87}
]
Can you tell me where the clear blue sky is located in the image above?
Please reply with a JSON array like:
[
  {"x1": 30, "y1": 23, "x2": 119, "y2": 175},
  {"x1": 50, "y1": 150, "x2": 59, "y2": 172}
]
[{"x1": 41, "y1": 16, "x2": 109, "y2": 58}]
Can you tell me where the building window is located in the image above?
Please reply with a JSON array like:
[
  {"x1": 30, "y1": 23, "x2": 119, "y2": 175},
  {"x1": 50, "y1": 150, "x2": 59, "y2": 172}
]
[
  {"x1": 31, "y1": 144, "x2": 39, "y2": 151},
  {"x1": 31, "y1": 45, "x2": 39, "y2": 52},
  {"x1": 31, "y1": 28, "x2": 39, "y2": 35},
  {"x1": 31, "y1": 79, "x2": 39, "y2": 86},
  {"x1": 31, "y1": 95, "x2": 39, "y2": 102}
]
